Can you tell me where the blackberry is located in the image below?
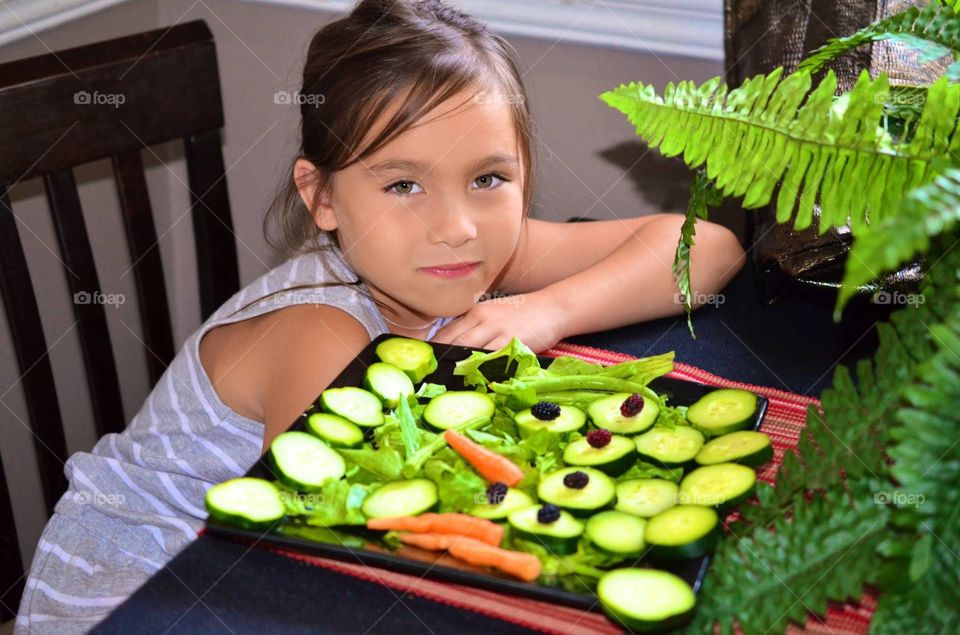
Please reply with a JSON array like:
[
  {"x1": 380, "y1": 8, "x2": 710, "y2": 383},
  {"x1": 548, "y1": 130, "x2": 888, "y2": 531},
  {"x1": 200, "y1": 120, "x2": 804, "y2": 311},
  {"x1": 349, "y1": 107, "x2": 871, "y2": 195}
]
[
  {"x1": 537, "y1": 504, "x2": 561, "y2": 524},
  {"x1": 586, "y1": 429, "x2": 612, "y2": 448},
  {"x1": 620, "y1": 393, "x2": 644, "y2": 418},
  {"x1": 486, "y1": 481, "x2": 508, "y2": 505},
  {"x1": 563, "y1": 470, "x2": 590, "y2": 489},
  {"x1": 530, "y1": 401, "x2": 561, "y2": 421}
]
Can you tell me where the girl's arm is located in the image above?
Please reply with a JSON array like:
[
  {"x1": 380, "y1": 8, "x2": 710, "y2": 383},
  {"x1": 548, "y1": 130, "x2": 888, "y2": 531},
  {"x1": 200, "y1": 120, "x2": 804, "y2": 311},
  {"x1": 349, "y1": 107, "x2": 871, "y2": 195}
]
[
  {"x1": 434, "y1": 214, "x2": 745, "y2": 352},
  {"x1": 529, "y1": 214, "x2": 746, "y2": 338}
]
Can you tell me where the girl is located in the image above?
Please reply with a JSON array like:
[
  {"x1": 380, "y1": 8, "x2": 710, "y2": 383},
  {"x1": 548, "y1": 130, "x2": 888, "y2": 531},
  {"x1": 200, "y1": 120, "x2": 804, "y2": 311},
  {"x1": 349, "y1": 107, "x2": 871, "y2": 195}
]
[{"x1": 14, "y1": 0, "x2": 744, "y2": 631}]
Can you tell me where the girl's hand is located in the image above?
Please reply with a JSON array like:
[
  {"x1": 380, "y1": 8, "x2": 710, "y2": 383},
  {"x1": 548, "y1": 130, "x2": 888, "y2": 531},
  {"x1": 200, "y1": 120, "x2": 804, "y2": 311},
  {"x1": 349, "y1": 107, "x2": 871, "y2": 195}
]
[{"x1": 431, "y1": 290, "x2": 567, "y2": 353}]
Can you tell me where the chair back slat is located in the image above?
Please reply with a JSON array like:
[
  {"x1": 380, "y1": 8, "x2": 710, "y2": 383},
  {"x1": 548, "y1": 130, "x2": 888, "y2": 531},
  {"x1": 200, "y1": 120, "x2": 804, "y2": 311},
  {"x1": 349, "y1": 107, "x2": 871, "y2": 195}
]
[
  {"x1": 112, "y1": 150, "x2": 174, "y2": 385},
  {"x1": 43, "y1": 169, "x2": 126, "y2": 437},
  {"x1": 0, "y1": 188, "x2": 70, "y2": 509},
  {"x1": 0, "y1": 452, "x2": 24, "y2": 623},
  {"x1": 185, "y1": 129, "x2": 240, "y2": 320},
  {"x1": 0, "y1": 21, "x2": 241, "y2": 614}
]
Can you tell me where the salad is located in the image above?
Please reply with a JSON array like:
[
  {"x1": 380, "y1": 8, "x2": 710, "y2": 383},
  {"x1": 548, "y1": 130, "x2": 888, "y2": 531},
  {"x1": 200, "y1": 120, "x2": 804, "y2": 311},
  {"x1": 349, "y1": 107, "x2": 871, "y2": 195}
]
[{"x1": 205, "y1": 337, "x2": 772, "y2": 633}]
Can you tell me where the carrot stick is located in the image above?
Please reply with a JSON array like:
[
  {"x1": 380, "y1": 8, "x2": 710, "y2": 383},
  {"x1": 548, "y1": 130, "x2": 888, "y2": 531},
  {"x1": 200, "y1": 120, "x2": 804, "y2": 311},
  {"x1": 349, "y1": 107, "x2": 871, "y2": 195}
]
[
  {"x1": 443, "y1": 429, "x2": 524, "y2": 487},
  {"x1": 397, "y1": 532, "x2": 542, "y2": 582},
  {"x1": 366, "y1": 512, "x2": 503, "y2": 546}
]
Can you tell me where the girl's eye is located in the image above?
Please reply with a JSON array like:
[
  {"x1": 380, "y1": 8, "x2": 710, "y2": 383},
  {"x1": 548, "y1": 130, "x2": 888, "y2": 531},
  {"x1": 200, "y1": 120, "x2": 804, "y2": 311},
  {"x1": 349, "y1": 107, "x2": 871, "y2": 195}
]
[
  {"x1": 473, "y1": 173, "x2": 508, "y2": 190},
  {"x1": 384, "y1": 180, "x2": 423, "y2": 196}
]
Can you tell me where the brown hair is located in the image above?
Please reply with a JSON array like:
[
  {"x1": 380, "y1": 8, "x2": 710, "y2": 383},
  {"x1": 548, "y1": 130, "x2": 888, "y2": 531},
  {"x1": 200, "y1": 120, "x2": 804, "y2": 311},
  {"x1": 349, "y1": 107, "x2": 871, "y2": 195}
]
[{"x1": 252, "y1": 0, "x2": 537, "y2": 320}]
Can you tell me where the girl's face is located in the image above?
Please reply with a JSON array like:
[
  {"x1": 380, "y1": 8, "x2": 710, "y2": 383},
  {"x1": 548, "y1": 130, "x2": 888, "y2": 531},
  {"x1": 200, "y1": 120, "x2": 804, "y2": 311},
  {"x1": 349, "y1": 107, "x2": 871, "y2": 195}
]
[{"x1": 297, "y1": 86, "x2": 525, "y2": 326}]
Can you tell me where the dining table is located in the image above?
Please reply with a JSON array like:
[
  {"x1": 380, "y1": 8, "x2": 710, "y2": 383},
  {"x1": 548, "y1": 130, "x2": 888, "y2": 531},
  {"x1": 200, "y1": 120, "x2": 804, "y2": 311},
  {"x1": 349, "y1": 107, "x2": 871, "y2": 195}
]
[{"x1": 92, "y1": 260, "x2": 890, "y2": 634}]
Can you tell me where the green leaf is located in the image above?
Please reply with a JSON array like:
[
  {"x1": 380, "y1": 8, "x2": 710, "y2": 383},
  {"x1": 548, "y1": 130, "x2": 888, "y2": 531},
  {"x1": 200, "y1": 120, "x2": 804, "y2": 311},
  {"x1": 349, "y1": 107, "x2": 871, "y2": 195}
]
[
  {"x1": 452, "y1": 336, "x2": 541, "y2": 388},
  {"x1": 673, "y1": 169, "x2": 723, "y2": 338},
  {"x1": 395, "y1": 395, "x2": 421, "y2": 458}
]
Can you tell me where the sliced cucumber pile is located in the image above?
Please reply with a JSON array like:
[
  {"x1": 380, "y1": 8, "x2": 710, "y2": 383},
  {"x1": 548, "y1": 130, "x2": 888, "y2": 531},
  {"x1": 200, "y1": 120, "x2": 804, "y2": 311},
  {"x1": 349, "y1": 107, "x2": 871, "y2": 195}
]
[
  {"x1": 614, "y1": 479, "x2": 679, "y2": 518},
  {"x1": 645, "y1": 505, "x2": 720, "y2": 559},
  {"x1": 633, "y1": 425, "x2": 704, "y2": 467},
  {"x1": 508, "y1": 505, "x2": 584, "y2": 554},
  {"x1": 686, "y1": 388, "x2": 757, "y2": 436},
  {"x1": 514, "y1": 404, "x2": 587, "y2": 438},
  {"x1": 587, "y1": 391, "x2": 659, "y2": 434},
  {"x1": 422, "y1": 390, "x2": 495, "y2": 430},
  {"x1": 375, "y1": 336, "x2": 438, "y2": 383},
  {"x1": 585, "y1": 510, "x2": 647, "y2": 556},
  {"x1": 597, "y1": 568, "x2": 696, "y2": 633},
  {"x1": 305, "y1": 413, "x2": 364, "y2": 449},
  {"x1": 363, "y1": 361, "x2": 415, "y2": 409},
  {"x1": 695, "y1": 430, "x2": 772, "y2": 467},
  {"x1": 678, "y1": 462, "x2": 756, "y2": 510},
  {"x1": 468, "y1": 487, "x2": 534, "y2": 520},
  {"x1": 562, "y1": 434, "x2": 636, "y2": 475},
  {"x1": 269, "y1": 431, "x2": 346, "y2": 492},
  {"x1": 320, "y1": 386, "x2": 385, "y2": 427},
  {"x1": 537, "y1": 467, "x2": 616, "y2": 517},
  {"x1": 205, "y1": 477, "x2": 286, "y2": 530},
  {"x1": 361, "y1": 479, "x2": 438, "y2": 518}
]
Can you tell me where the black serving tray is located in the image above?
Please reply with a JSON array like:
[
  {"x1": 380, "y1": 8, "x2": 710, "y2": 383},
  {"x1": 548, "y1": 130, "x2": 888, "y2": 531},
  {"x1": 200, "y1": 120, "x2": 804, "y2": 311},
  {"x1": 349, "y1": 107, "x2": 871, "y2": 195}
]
[{"x1": 205, "y1": 333, "x2": 768, "y2": 612}]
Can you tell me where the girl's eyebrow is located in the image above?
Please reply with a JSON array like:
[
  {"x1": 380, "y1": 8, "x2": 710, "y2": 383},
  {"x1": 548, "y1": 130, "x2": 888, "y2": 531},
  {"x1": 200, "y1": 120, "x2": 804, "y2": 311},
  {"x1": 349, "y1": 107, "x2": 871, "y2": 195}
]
[{"x1": 365, "y1": 152, "x2": 518, "y2": 176}]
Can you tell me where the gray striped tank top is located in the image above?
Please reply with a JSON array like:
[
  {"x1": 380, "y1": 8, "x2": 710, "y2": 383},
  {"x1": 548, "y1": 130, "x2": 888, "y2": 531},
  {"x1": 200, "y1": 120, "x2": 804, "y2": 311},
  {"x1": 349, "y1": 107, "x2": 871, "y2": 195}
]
[{"x1": 14, "y1": 233, "x2": 454, "y2": 633}]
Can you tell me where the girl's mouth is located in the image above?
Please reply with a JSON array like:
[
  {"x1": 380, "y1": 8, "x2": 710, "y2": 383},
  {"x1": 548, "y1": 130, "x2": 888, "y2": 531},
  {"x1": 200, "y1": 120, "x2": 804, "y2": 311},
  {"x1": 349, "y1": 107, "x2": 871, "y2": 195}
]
[{"x1": 419, "y1": 262, "x2": 481, "y2": 278}]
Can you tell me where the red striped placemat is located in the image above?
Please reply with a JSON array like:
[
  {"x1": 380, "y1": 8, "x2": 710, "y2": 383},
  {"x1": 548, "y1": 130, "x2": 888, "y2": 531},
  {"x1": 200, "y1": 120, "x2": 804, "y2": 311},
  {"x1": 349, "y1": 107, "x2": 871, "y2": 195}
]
[{"x1": 251, "y1": 341, "x2": 876, "y2": 634}]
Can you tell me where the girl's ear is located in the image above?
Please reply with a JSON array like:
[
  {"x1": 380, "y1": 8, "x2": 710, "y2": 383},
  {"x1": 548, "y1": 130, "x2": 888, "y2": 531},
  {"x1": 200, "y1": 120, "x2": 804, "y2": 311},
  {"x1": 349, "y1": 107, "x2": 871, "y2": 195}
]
[{"x1": 294, "y1": 158, "x2": 337, "y2": 231}]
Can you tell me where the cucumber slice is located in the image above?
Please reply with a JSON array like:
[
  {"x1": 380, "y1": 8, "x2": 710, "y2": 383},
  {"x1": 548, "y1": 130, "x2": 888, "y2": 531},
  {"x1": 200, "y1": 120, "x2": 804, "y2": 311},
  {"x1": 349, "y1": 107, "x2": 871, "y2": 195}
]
[
  {"x1": 633, "y1": 425, "x2": 704, "y2": 467},
  {"x1": 375, "y1": 337, "x2": 438, "y2": 383},
  {"x1": 269, "y1": 431, "x2": 346, "y2": 492},
  {"x1": 678, "y1": 463, "x2": 756, "y2": 510},
  {"x1": 686, "y1": 388, "x2": 757, "y2": 436},
  {"x1": 361, "y1": 479, "x2": 438, "y2": 519},
  {"x1": 585, "y1": 510, "x2": 646, "y2": 556},
  {"x1": 363, "y1": 362, "x2": 415, "y2": 409},
  {"x1": 514, "y1": 404, "x2": 587, "y2": 438},
  {"x1": 614, "y1": 479, "x2": 679, "y2": 518},
  {"x1": 320, "y1": 386, "x2": 384, "y2": 427},
  {"x1": 422, "y1": 390, "x2": 495, "y2": 430},
  {"x1": 597, "y1": 568, "x2": 696, "y2": 633},
  {"x1": 508, "y1": 505, "x2": 584, "y2": 555},
  {"x1": 695, "y1": 430, "x2": 773, "y2": 467},
  {"x1": 587, "y1": 392, "x2": 659, "y2": 435},
  {"x1": 468, "y1": 487, "x2": 534, "y2": 520},
  {"x1": 537, "y1": 467, "x2": 616, "y2": 517},
  {"x1": 645, "y1": 505, "x2": 720, "y2": 559},
  {"x1": 205, "y1": 477, "x2": 285, "y2": 530},
  {"x1": 562, "y1": 434, "x2": 636, "y2": 476},
  {"x1": 305, "y1": 413, "x2": 364, "y2": 449}
]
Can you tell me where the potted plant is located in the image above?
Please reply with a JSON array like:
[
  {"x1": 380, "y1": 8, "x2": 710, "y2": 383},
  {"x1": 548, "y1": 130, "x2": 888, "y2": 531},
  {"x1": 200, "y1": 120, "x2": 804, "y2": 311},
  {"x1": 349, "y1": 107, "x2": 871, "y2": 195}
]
[{"x1": 599, "y1": 1, "x2": 959, "y2": 632}]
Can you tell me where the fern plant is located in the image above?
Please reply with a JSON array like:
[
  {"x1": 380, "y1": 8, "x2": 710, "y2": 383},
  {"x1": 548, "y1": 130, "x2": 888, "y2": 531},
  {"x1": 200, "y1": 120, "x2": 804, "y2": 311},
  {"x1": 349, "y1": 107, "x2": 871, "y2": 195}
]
[{"x1": 600, "y1": 1, "x2": 960, "y2": 632}]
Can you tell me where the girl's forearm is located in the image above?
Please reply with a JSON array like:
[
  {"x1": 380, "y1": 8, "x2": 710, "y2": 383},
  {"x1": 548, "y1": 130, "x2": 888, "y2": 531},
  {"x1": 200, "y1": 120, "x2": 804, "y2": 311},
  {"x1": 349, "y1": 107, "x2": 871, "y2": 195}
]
[{"x1": 538, "y1": 215, "x2": 746, "y2": 339}]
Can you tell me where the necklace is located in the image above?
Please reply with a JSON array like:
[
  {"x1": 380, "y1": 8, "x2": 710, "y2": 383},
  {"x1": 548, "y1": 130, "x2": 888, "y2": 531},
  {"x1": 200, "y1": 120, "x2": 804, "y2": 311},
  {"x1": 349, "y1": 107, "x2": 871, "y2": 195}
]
[{"x1": 381, "y1": 312, "x2": 440, "y2": 331}]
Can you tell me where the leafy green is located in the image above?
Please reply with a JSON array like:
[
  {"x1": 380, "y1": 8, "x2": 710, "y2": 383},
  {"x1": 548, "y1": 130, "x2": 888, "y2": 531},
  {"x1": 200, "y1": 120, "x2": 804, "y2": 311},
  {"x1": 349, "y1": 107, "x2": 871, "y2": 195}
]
[
  {"x1": 421, "y1": 449, "x2": 487, "y2": 513},
  {"x1": 338, "y1": 445, "x2": 404, "y2": 482},
  {"x1": 453, "y1": 336, "x2": 541, "y2": 388},
  {"x1": 674, "y1": 169, "x2": 723, "y2": 337},
  {"x1": 275, "y1": 479, "x2": 372, "y2": 527},
  {"x1": 395, "y1": 395, "x2": 421, "y2": 457},
  {"x1": 616, "y1": 461, "x2": 683, "y2": 483}
]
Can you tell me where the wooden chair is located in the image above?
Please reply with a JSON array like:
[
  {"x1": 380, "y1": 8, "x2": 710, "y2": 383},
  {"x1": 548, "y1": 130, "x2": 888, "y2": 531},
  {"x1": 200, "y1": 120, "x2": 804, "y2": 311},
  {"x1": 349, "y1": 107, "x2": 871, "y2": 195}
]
[{"x1": 0, "y1": 20, "x2": 240, "y2": 621}]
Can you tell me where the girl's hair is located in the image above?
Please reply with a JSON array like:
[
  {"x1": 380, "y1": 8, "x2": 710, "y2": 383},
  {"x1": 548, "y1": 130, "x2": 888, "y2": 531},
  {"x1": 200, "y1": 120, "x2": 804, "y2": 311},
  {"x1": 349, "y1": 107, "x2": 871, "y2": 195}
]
[{"x1": 250, "y1": 0, "x2": 537, "y2": 320}]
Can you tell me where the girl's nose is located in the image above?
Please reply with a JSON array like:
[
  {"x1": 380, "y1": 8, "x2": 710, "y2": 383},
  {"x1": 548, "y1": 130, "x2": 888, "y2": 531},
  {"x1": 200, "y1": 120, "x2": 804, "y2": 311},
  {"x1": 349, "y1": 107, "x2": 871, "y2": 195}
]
[{"x1": 427, "y1": 199, "x2": 478, "y2": 247}]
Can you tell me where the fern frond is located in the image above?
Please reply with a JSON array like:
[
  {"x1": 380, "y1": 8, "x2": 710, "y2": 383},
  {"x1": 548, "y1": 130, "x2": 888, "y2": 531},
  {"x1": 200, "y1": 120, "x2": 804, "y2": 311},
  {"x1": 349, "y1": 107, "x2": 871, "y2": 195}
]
[
  {"x1": 836, "y1": 165, "x2": 960, "y2": 317},
  {"x1": 672, "y1": 169, "x2": 721, "y2": 338},
  {"x1": 798, "y1": 3, "x2": 960, "y2": 76},
  {"x1": 599, "y1": 70, "x2": 960, "y2": 238},
  {"x1": 691, "y1": 486, "x2": 890, "y2": 635},
  {"x1": 871, "y1": 240, "x2": 960, "y2": 632}
]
